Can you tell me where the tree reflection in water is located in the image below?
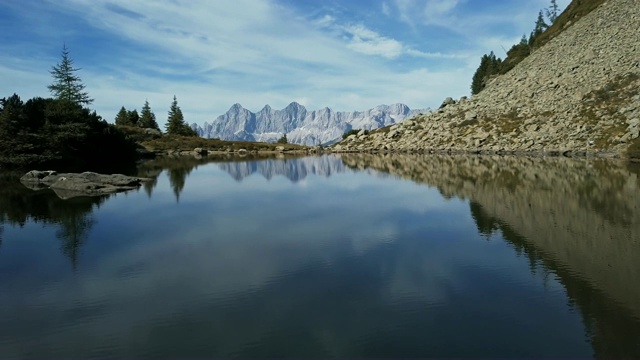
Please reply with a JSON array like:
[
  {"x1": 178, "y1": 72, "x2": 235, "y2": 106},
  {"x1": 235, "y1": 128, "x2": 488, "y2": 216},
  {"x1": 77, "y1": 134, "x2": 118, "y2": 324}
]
[{"x1": 0, "y1": 171, "x2": 105, "y2": 269}]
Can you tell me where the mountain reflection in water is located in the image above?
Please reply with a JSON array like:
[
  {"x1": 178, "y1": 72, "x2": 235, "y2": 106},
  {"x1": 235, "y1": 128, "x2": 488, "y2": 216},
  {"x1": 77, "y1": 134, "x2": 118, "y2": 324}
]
[{"x1": 0, "y1": 154, "x2": 638, "y2": 358}]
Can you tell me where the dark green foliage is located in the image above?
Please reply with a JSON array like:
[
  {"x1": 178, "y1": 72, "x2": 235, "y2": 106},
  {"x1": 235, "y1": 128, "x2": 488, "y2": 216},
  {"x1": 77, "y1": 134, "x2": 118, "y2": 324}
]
[
  {"x1": 127, "y1": 109, "x2": 140, "y2": 127},
  {"x1": 165, "y1": 95, "x2": 196, "y2": 136},
  {"x1": 277, "y1": 133, "x2": 288, "y2": 144},
  {"x1": 0, "y1": 94, "x2": 138, "y2": 171},
  {"x1": 139, "y1": 100, "x2": 160, "y2": 130},
  {"x1": 501, "y1": 37, "x2": 531, "y2": 74},
  {"x1": 342, "y1": 129, "x2": 368, "y2": 139},
  {"x1": 529, "y1": 11, "x2": 549, "y2": 47},
  {"x1": 117, "y1": 125, "x2": 163, "y2": 143},
  {"x1": 115, "y1": 106, "x2": 130, "y2": 126},
  {"x1": 471, "y1": 51, "x2": 503, "y2": 95},
  {"x1": 48, "y1": 45, "x2": 93, "y2": 106}
]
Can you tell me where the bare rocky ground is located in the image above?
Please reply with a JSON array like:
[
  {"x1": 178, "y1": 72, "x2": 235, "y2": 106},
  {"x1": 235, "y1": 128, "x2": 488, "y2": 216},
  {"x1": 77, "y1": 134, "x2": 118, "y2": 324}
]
[{"x1": 334, "y1": 0, "x2": 640, "y2": 159}]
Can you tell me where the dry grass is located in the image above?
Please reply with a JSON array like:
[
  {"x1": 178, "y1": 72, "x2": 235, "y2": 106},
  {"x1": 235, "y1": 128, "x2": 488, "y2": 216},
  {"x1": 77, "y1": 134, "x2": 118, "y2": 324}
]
[
  {"x1": 580, "y1": 73, "x2": 640, "y2": 150},
  {"x1": 141, "y1": 135, "x2": 305, "y2": 152},
  {"x1": 493, "y1": 109, "x2": 522, "y2": 134}
]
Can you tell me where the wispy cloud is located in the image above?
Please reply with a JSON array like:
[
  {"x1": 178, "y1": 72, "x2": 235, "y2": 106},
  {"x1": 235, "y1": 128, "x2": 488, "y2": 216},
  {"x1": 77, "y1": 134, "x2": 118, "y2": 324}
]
[
  {"x1": 382, "y1": 2, "x2": 392, "y2": 16},
  {"x1": 0, "y1": 0, "x2": 570, "y2": 127},
  {"x1": 344, "y1": 24, "x2": 404, "y2": 59}
]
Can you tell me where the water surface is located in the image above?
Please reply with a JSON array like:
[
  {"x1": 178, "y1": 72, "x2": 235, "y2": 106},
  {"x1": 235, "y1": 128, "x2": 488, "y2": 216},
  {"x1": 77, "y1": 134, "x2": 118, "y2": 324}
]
[{"x1": 1, "y1": 154, "x2": 639, "y2": 358}]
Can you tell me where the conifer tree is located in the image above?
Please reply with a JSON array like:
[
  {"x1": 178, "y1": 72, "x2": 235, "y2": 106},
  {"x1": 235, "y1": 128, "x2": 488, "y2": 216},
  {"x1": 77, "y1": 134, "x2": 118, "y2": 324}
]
[
  {"x1": 471, "y1": 52, "x2": 502, "y2": 95},
  {"x1": 128, "y1": 109, "x2": 139, "y2": 127},
  {"x1": 139, "y1": 100, "x2": 159, "y2": 130},
  {"x1": 546, "y1": 0, "x2": 559, "y2": 24},
  {"x1": 165, "y1": 95, "x2": 195, "y2": 135},
  {"x1": 115, "y1": 106, "x2": 129, "y2": 126},
  {"x1": 277, "y1": 133, "x2": 288, "y2": 144},
  {"x1": 48, "y1": 45, "x2": 93, "y2": 106},
  {"x1": 529, "y1": 11, "x2": 549, "y2": 46}
]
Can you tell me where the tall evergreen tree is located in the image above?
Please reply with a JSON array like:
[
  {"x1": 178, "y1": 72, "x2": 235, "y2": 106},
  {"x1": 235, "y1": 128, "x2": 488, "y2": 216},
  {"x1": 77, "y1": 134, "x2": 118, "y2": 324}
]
[
  {"x1": 471, "y1": 52, "x2": 502, "y2": 95},
  {"x1": 277, "y1": 133, "x2": 288, "y2": 144},
  {"x1": 48, "y1": 45, "x2": 93, "y2": 106},
  {"x1": 114, "y1": 106, "x2": 129, "y2": 126},
  {"x1": 529, "y1": 11, "x2": 549, "y2": 46},
  {"x1": 546, "y1": 0, "x2": 559, "y2": 24},
  {"x1": 139, "y1": 100, "x2": 159, "y2": 130},
  {"x1": 165, "y1": 95, "x2": 195, "y2": 136}
]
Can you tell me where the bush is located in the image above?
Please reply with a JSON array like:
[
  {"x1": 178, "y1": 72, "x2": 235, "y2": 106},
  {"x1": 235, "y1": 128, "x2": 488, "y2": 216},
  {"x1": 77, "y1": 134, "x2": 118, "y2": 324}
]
[{"x1": 0, "y1": 94, "x2": 138, "y2": 172}]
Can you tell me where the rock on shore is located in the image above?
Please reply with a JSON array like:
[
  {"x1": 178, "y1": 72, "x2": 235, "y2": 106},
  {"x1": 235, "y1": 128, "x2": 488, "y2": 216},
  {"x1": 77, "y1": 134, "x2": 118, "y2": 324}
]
[{"x1": 20, "y1": 170, "x2": 152, "y2": 199}]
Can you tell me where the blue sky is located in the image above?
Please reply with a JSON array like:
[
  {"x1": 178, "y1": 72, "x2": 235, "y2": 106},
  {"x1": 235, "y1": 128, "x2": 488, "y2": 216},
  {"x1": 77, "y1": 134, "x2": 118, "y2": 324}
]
[{"x1": 0, "y1": 0, "x2": 568, "y2": 128}]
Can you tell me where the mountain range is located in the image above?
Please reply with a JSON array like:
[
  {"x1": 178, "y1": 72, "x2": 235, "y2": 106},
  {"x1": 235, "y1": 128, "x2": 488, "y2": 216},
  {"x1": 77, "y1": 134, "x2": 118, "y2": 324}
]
[{"x1": 190, "y1": 102, "x2": 430, "y2": 145}]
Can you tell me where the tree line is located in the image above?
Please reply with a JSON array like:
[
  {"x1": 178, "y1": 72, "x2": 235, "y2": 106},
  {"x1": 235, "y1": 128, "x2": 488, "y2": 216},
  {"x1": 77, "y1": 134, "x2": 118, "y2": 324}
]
[
  {"x1": 114, "y1": 96, "x2": 196, "y2": 136},
  {"x1": 471, "y1": 0, "x2": 560, "y2": 95},
  {"x1": 0, "y1": 45, "x2": 197, "y2": 170}
]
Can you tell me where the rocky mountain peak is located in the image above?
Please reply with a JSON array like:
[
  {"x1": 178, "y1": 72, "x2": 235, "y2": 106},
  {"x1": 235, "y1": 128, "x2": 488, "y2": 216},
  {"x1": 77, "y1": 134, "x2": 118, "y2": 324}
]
[{"x1": 192, "y1": 103, "x2": 431, "y2": 146}]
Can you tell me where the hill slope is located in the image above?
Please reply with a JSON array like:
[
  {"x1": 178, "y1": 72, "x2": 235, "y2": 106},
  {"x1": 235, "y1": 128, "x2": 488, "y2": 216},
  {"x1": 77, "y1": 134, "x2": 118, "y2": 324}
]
[{"x1": 336, "y1": 0, "x2": 640, "y2": 158}]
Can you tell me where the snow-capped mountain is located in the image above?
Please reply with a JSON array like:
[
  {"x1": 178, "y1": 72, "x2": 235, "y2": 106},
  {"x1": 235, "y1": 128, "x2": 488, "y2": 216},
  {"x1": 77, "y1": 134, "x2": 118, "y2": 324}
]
[{"x1": 191, "y1": 102, "x2": 430, "y2": 145}]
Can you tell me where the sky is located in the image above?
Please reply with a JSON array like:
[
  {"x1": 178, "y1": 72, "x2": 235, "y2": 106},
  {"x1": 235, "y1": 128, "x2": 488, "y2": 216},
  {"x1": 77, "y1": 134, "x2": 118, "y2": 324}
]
[{"x1": 0, "y1": 0, "x2": 568, "y2": 128}]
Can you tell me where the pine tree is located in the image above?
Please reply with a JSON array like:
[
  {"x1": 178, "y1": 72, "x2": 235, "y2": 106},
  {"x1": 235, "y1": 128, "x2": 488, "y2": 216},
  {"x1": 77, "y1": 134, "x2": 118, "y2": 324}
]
[
  {"x1": 128, "y1": 109, "x2": 139, "y2": 127},
  {"x1": 115, "y1": 106, "x2": 129, "y2": 126},
  {"x1": 48, "y1": 45, "x2": 93, "y2": 106},
  {"x1": 471, "y1": 52, "x2": 502, "y2": 95},
  {"x1": 277, "y1": 133, "x2": 288, "y2": 144},
  {"x1": 545, "y1": 0, "x2": 559, "y2": 24},
  {"x1": 165, "y1": 95, "x2": 194, "y2": 135},
  {"x1": 529, "y1": 11, "x2": 549, "y2": 46},
  {"x1": 139, "y1": 100, "x2": 159, "y2": 130}
]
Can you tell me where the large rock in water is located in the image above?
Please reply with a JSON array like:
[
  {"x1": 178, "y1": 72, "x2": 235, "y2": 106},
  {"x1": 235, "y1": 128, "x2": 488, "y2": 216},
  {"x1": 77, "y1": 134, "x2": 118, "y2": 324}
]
[{"x1": 20, "y1": 170, "x2": 152, "y2": 199}]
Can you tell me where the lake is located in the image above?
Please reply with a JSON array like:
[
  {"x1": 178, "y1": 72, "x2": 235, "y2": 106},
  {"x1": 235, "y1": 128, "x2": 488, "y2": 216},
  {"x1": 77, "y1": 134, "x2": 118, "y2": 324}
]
[{"x1": 1, "y1": 154, "x2": 639, "y2": 358}]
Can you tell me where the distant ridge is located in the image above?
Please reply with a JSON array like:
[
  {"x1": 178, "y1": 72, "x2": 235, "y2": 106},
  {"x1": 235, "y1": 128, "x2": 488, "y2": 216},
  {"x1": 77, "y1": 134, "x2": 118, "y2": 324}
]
[{"x1": 191, "y1": 103, "x2": 430, "y2": 145}]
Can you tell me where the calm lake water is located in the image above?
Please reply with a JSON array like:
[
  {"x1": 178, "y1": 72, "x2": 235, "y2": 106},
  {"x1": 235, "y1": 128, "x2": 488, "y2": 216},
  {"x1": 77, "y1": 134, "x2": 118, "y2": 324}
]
[{"x1": 1, "y1": 154, "x2": 639, "y2": 358}]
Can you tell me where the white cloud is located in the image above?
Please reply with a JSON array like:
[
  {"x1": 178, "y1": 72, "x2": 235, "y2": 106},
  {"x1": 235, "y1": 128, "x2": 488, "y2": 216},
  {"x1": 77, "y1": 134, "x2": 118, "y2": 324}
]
[
  {"x1": 344, "y1": 24, "x2": 404, "y2": 59},
  {"x1": 382, "y1": 2, "x2": 391, "y2": 16},
  {"x1": 423, "y1": 0, "x2": 461, "y2": 22},
  {"x1": 406, "y1": 49, "x2": 468, "y2": 59}
]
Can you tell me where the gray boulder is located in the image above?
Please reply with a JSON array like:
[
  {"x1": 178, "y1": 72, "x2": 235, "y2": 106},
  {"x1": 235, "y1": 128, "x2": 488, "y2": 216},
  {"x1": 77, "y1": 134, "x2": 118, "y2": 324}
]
[
  {"x1": 439, "y1": 97, "x2": 456, "y2": 109},
  {"x1": 144, "y1": 128, "x2": 163, "y2": 136},
  {"x1": 20, "y1": 171, "x2": 152, "y2": 199}
]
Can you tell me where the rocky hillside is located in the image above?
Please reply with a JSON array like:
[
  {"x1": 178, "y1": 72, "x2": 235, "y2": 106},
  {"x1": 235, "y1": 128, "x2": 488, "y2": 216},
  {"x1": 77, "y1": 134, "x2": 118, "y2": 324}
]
[
  {"x1": 191, "y1": 103, "x2": 429, "y2": 146},
  {"x1": 335, "y1": 0, "x2": 640, "y2": 159}
]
